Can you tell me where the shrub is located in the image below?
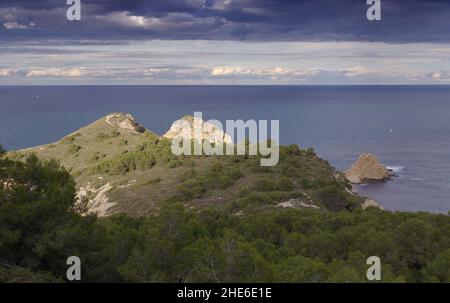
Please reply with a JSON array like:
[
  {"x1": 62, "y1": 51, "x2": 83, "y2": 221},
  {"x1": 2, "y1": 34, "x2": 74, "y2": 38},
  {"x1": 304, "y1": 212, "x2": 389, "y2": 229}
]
[
  {"x1": 95, "y1": 150, "x2": 156, "y2": 174},
  {"x1": 277, "y1": 177, "x2": 294, "y2": 191},
  {"x1": 62, "y1": 133, "x2": 81, "y2": 144},
  {"x1": 254, "y1": 176, "x2": 294, "y2": 192},
  {"x1": 142, "y1": 177, "x2": 162, "y2": 186},
  {"x1": 286, "y1": 144, "x2": 301, "y2": 155},
  {"x1": 89, "y1": 152, "x2": 101, "y2": 161},
  {"x1": 202, "y1": 163, "x2": 242, "y2": 190},
  {"x1": 110, "y1": 131, "x2": 121, "y2": 137},
  {"x1": 176, "y1": 180, "x2": 206, "y2": 201},
  {"x1": 168, "y1": 160, "x2": 183, "y2": 168},
  {"x1": 96, "y1": 133, "x2": 109, "y2": 140},
  {"x1": 68, "y1": 144, "x2": 81, "y2": 154},
  {"x1": 253, "y1": 177, "x2": 278, "y2": 192},
  {"x1": 316, "y1": 184, "x2": 359, "y2": 211},
  {"x1": 305, "y1": 147, "x2": 316, "y2": 157}
]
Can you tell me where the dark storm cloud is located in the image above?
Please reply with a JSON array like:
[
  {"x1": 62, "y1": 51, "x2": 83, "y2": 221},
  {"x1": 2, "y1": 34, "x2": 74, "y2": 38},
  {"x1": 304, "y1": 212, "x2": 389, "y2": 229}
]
[{"x1": 1, "y1": 0, "x2": 450, "y2": 43}]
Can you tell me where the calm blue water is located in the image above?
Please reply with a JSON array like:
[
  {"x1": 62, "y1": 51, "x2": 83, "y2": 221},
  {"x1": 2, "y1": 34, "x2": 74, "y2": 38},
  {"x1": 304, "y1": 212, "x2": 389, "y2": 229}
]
[{"x1": 1, "y1": 85, "x2": 450, "y2": 214}]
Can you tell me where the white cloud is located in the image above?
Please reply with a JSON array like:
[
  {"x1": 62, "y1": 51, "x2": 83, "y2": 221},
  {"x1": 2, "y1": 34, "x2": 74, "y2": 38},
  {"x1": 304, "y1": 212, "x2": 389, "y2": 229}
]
[
  {"x1": 96, "y1": 11, "x2": 220, "y2": 31},
  {"x1": 1, "y1": 64, "x2": 449, "y2": 85},
  {"x1": 26, "y1": 68, "x2": 87, "y2": 78},
  {"x1": 211, "y1": 66, "x2": 246, "y2": 75},
  {"x1": 3, "y1": 40, "x2": 450, "y2": 84},
  {"x1": 211, "y1": 66, "x2": 301, "y2": 76},
  {"x1": 211, "y1": 65, "x2": 369, "y2": 80},
  {"x1": 427, "y1": 71, "x2": 450, "y2": 81},
  {"x1": 96, "y1": 12, "x2": 162, "y2": 29},
  {"x1": 3, "y1": 22, "x2": 35, "y2": 30},
  {"x1": 20, "y1": 67, "x2": 202, "y2": 81},
  {"x1": 340, "y1": 66, "x2": 371, "y2": 77},
  {"x1": 0, "y1": 68, "x2": 15, "y2": 77},
  {"x1": 0, "y1": 7, "x2": 19, "y2": 22},
  {"x1": 208, "y1": 64, "x2": 450, "y2": 83},
  {"x1": 210, "y1": 0, "x2": 233, "y2": 11}
]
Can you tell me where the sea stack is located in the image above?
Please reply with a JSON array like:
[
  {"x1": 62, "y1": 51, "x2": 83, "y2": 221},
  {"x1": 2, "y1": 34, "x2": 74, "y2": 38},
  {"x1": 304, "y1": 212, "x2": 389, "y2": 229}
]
[{"x1": 345, "y1": 153, "x2": 392, "y2": 184}]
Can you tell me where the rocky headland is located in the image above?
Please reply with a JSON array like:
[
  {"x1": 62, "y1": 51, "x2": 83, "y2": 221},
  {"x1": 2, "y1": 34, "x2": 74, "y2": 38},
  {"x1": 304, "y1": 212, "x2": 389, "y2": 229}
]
[{"x1": 7, "y1": 113, "x2": 382, "y2": 216}]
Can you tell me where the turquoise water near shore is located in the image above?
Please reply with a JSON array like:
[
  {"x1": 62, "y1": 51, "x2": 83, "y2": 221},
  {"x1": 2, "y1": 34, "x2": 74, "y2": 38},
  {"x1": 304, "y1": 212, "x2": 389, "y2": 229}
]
[{"x1": 1, "y1": 85, "x2": 449, "y2": 213}]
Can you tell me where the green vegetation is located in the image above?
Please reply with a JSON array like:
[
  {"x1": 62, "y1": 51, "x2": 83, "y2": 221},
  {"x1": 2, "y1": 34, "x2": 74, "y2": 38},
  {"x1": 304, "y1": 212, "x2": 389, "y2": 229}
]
[
  {"x1": 4, "y1": 115, "x2": 449, "y2": 283},
  {"x1": 96, "y1": 131, "x2": 121, "y2": 141},
  {"x1": 0, "y1": 154, "x2": 76, "y2": 281},
  {"x1": 1, "y1": 153, "x2": 449, "y2": 283},
  {"x1": 10, "y1": 115, "x2": 363, "y2": 215},
  {"x1": 68, "y1": 144, "x2": 82, "y2": 155},
  {"x1": 253, "y1": 176, "x2": 294, "y2": 192},
  {"x1": 317, "y1": 183, "x2": 360, "y2": 211},
  {"x1": 94, "y1": 137, "x2": 176, "y2": 175},
  {"x1": 62, "y1": 133, "x2": 81, "y2": 144},
  {"x1": 175, "y1": 163, "x2": 243, "y2": 201},
  {"x1": 141, "y1": 177, "x2": 162, "y2": 186}
]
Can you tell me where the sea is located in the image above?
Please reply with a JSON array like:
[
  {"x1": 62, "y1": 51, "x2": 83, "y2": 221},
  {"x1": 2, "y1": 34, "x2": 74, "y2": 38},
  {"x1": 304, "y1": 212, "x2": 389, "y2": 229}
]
[{"x1": 1, "y1": 85, "x2": 449, "y2": 214}]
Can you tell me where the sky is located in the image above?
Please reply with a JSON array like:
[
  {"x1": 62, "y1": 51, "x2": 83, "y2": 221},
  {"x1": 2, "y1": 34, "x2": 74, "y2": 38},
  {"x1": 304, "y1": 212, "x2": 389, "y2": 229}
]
[{"x1": 1, "y1": 0, "x2": 450, "y2": 85}]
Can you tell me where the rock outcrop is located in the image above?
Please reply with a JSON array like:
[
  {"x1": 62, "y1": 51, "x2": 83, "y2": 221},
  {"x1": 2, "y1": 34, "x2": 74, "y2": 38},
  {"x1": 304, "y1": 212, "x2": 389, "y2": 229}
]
[
  {"x1": 1, "y1": 178, "x2": 15, "y2": 191},
  {"x1": 345, "y1": 153, "x2": 392, "y2": 184},
  {"x1": 76, "y1": 182, "x2": 115, "y2": 217},
  {"x1": 277, "y1": 199, "x2": 319, "y2": 209},
  {"x1": 105, "y1": 113, "x2": 146, "y2": 133},
  {"x1": 362, "y1": 198, "x2": 383, "y2": 210},
  {"x1": 163, "y1": 115, "x2": 232, "y2": 145}
]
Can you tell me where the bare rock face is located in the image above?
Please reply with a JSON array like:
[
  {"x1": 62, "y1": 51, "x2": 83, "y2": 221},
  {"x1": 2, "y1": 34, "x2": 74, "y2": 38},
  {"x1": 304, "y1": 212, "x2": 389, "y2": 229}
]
[
  {"x1": 163, "y1": 115, "x2": 232, "y2": 145},
  {"x1": 277, "y1": 199, "x2": 319, "y2": 209},
  {"x1": 76, "y1": 182, "x2": 115, "y2": 217},
  {"x1": 105, "y1": 113, "x2": 145, "y2": 133},
  {"x1": 345, "y1": 153, "x2": 392, "y2": 184},
  {"x1": 362, "y1": 198, "x2": 384, "y2": 210}
]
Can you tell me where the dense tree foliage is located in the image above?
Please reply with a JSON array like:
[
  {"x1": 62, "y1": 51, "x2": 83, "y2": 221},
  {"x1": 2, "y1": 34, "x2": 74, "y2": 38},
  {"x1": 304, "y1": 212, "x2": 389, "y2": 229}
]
[
  {"x1": 0, "y1": 154, "x2": 78, "y2": 281},
  {"x1": 0, "y1": 152, "x2": 449, "y2": 283}
]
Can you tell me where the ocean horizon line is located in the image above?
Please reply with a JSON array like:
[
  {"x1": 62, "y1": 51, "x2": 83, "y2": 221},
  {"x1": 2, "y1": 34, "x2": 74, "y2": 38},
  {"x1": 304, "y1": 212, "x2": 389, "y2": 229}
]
[{"x1": 1, "y1": 84, "x2": 450, "y2": 87}]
